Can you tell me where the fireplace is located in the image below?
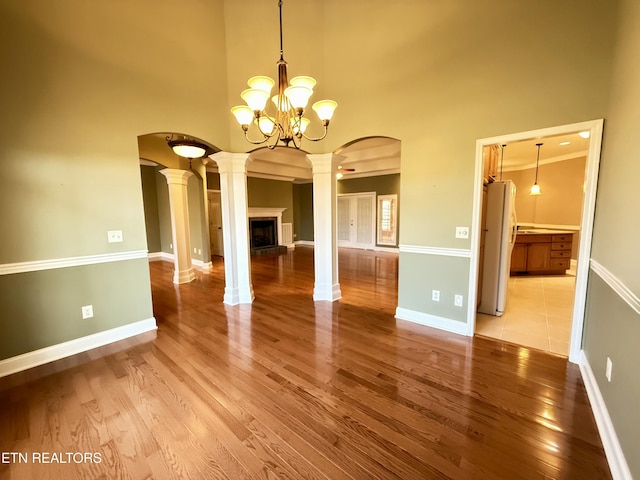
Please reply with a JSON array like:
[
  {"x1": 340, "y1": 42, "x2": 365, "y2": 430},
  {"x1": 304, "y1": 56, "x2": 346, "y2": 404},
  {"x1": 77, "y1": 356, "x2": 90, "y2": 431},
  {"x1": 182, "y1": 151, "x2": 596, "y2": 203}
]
[
  {"x1": 250, "y1": 217, "x2": 277, "y2": 249},
  {"x1": 247, "y1": 208, "x2": 289, "y2": 256}
]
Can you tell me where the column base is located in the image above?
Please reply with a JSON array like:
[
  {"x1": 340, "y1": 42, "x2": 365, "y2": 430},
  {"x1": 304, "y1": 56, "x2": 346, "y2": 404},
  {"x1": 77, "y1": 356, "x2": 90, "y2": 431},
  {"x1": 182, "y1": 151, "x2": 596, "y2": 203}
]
[
  {"x1": 223, "y1": 286, "x2": 255, "y2": 305},
  {"x1": 313, "y1": 283, "x2": 342, "y2": 302},
  {"x1": 173, "y1": 268, "x2": 196, "y2": 284}
]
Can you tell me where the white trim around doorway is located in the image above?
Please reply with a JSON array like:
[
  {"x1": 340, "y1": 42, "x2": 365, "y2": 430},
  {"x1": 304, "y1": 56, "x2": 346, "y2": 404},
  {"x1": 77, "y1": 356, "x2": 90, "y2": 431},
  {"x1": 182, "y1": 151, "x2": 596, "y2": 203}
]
[{"x1": 467, "y1": 119, "x2": 604, "y2": 364}]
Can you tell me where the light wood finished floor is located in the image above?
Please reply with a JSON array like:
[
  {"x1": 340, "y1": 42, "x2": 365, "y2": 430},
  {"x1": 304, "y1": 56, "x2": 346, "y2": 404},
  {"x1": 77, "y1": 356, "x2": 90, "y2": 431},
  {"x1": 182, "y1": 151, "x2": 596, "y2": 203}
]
[{"x1": 0, "y1": 247, "x2": 611, "y2": 479}]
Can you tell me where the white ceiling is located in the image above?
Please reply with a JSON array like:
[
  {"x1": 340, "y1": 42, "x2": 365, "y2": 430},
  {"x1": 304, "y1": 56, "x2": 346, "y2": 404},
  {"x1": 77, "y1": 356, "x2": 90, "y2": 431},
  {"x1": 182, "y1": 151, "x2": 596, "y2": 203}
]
[{"x1": 499, "y1": 131, "x2": 590, "y2": 171}]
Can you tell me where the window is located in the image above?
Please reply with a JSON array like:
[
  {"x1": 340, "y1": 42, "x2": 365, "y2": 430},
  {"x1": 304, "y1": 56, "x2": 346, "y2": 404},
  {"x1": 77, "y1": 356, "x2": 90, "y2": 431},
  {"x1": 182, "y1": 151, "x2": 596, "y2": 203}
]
[{"x1": 377, "y1": 194, "x2": 397, "y2": 246}]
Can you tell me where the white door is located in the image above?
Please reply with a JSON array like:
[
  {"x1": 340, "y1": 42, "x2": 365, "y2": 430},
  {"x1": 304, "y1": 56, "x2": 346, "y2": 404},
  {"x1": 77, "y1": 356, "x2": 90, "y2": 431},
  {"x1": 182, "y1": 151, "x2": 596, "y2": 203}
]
[
  {"x1": 337, "y1": 193, "x2": 376, "y2": 249},
  {"x1": 207, "y1": 191, "x2": 224, "y2": 256}
]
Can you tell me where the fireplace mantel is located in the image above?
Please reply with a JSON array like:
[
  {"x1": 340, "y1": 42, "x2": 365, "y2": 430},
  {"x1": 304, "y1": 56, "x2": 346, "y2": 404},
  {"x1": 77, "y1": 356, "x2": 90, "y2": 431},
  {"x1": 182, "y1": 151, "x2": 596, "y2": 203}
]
[
  {"x1": 247, "y1": 208, "x2": 287, "y2": 218},
  {"x1": 248, "y1": 208, "x2": 287, "y2": 246}
]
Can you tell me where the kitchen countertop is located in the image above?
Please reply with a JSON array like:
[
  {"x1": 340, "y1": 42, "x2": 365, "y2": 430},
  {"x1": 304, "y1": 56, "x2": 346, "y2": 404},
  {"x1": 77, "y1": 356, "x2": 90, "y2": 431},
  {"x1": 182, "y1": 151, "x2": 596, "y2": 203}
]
[{"x1": 516, "y1": 229, "x2": 574, "y2": 235}]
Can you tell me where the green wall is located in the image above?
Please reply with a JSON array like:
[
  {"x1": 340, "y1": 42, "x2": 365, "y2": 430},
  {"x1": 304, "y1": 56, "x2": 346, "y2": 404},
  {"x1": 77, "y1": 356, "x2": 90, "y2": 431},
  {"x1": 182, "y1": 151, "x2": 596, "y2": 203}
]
[
  {"x1": 187, "y1": 172, "x2": 205, "y2": 262},
  {"x1": 338, "y1": 174, "x2": 399, "y2": 196},
  {"x1": 582, "y1": 0, "x2": 640, "y2": 476},
  {"x1": 583, "y1": 274, "x2": 639, "y2": 476},
  {"x1": 0, "y1": 259, "x2": 152, "y2": 361},
  {"x1": 141, "y1": 165, "x2": 161, "y2": 253},
  {"x1": 293, "y1": 183, "x2": 314, "y2": 242},
  {"x1": 247, "y1": 177, "x2": 294, "y2": 224},
  {"x1": 155, "y1": 168, "x2": 173, "y2": 255},
  {"x1": 207, "y1": 172, "x2": 221, "y2": 191}
]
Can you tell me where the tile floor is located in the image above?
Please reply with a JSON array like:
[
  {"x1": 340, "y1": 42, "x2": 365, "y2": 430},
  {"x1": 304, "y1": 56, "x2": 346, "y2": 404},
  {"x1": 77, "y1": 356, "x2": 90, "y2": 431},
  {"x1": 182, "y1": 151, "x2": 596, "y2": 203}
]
[{"x1": 475, "y1": 272, "x2": 576, "y2": 356}]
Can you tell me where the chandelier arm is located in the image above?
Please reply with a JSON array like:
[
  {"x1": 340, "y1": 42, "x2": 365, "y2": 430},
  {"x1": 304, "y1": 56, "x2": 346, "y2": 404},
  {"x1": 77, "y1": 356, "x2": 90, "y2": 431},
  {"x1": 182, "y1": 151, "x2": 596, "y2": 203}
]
[
  {"x1": 289, "y1": 131, "x2": 301, "y2": 149},
  {"x1": 241, "y1": 129, "x2": 272, "y2": 146},
  {"x1": 299, "y1": 122, "x2": 330, "y2": 142}
]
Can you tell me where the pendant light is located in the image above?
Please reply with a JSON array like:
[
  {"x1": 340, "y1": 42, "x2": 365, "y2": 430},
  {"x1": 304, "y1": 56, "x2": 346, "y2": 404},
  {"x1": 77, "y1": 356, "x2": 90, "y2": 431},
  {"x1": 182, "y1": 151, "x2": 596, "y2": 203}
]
[{"x1": 529, "y1": 143, "x2": 543, "y2": 196}]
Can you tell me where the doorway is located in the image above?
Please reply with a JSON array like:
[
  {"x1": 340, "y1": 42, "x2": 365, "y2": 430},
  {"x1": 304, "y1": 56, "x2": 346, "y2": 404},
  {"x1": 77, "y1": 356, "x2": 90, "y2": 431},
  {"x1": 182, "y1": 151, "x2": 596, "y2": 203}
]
[
  {"x1": 337, "y1": 192, "x2": 376, "y2": 250},
  {"x1": 467, "y1": 120, "x2": 604, "y2": 363},
  {"x1": 207, "y1": 190, "x2": 224, "y2": 257}
]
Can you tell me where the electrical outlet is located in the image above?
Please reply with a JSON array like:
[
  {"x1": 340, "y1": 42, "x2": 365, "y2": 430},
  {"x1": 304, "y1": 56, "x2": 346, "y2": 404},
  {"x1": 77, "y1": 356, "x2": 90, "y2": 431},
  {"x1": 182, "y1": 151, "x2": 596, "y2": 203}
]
[
  {"x1": 81, "y1": 305, "x2": 94, "y2": 319},
  {"x1": 107, "y1": 230, "x2": 123, "y2": 243},
  {"x1": 170, "y1": 243, "x2": 173, "y2": 250},
  {"x1": 454, "y1": 294, "x2": 464, "y2": 307},
  {"x1": 198, "y1": 249, "x2": 202, "y2": 255},
  {"x1": 606, "y1": 357, "x2": 613, "y2": 382},
  {"x1": 193, "y1": 247, "x2": 197, "y2": 253},
  {"x1": 432, "y1": 290, "x2": 440, "y2": 302},
  {"x1": 455, "y1": 227, "x2": 469, "y2": 239}
]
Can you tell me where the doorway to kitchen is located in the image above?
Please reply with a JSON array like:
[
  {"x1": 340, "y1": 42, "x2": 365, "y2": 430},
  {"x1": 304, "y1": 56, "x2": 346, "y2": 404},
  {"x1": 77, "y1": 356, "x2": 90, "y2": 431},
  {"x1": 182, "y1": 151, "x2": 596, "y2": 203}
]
[{"x1": 468, "y1": 120, "x2": 604, "y2": 363}]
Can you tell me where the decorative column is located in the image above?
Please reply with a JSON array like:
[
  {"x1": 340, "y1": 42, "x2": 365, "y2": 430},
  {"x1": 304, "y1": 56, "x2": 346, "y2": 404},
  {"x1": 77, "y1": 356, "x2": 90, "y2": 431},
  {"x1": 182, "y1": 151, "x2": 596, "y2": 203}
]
[
  {"x1": 160, "y1": 169, "x2": 196, "y2": 284},
  {"x1": 210, "y1": 152, "x2": 254, "y2": 305},
  {"x1": 306, "y1": 153, "x2": 342, "y2": 301}
]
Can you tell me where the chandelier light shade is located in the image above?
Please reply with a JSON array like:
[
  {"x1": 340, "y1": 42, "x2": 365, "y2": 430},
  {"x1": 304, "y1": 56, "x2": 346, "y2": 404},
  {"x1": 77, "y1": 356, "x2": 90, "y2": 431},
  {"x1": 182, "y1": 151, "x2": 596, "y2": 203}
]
[
  {"x1": 230, "y1": 0, "x2": 338, "y2": 149},
  {"x1": 529, "y1": 142, "x2": 543, "y2": 196}
]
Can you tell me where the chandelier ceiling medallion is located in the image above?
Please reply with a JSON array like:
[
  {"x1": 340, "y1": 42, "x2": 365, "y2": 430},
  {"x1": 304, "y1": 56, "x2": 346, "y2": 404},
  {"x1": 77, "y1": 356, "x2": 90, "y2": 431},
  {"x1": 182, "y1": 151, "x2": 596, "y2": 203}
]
[{"x1": 230, "y1": 0, "x2": 337, "y2": 149}]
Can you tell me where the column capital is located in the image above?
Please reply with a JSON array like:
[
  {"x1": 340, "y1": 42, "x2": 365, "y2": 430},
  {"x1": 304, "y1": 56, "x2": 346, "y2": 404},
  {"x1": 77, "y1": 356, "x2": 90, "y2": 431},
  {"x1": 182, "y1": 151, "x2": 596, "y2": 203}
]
[
  {"x1": 211, "y1": 152, "x2": 251, "y2": 174},
  {"x1": 305, "y1": 153, "x2": 345, "y2": 174},
  {"x1": 159, "y1": 168, "x2": 194, "y2": 186}
]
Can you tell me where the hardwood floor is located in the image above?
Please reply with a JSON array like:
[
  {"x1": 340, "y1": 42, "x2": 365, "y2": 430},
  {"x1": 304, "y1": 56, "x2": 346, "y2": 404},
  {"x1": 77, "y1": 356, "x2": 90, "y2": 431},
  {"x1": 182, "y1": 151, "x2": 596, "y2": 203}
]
[{"x1": 0, "y1": 246, "x2": 611, "y2": 479}]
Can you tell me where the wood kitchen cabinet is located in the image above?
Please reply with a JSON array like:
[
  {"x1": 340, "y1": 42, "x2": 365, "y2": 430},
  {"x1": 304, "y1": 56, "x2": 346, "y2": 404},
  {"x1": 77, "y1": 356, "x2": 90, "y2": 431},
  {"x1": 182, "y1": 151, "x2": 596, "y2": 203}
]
[
  {"x1": 510, "y1": 231, "x2": 573, "y2": 275},
  {"x1": 482, "y1": 145, "x2": 500, "y2": 185}
]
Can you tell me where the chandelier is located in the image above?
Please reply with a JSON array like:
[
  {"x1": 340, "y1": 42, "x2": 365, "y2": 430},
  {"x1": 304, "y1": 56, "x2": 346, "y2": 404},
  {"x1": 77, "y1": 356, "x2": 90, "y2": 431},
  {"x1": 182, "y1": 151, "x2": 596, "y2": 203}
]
[{"x1": 230, "y1": 0, "x2": 337, "y2": 149}]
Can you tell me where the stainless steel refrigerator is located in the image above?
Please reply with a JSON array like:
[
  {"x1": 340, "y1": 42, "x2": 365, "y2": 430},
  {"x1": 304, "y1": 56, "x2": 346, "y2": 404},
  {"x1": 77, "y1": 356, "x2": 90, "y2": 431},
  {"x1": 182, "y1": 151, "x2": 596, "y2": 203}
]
[{"x1": 478, "y1": 180, "x2": 518, "y2": 316}]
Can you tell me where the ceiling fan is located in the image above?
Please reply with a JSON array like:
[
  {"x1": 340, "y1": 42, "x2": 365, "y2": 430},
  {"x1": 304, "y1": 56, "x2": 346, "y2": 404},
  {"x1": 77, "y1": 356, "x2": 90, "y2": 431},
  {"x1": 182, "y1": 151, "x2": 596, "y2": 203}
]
[{"x1": 336, "y1": 165, "x2": 355, "y2": 179}]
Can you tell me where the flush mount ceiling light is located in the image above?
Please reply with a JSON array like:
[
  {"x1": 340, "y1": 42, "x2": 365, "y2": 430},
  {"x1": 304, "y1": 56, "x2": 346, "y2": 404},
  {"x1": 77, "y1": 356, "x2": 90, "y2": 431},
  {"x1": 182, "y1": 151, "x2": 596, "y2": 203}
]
[
  {"x1": 166, "y1": 137, "x2": 207, "y2": 159},
  {"x1": 230, "y1": 0, "x2": 338, "y2": 149},
  {"x1": 578, "y1": 131, "x2": 590, "y2": 139},
  {"x1": 529, "y1": 142, "x2": 543, "y2": 196}
]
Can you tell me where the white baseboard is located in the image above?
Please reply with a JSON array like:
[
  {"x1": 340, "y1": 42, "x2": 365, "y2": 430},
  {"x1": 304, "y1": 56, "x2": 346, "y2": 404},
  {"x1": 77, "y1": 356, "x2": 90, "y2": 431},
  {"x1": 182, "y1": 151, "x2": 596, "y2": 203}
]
[
  {"x1": 148, "y1": 251, "x2": 171, "y2": 262},
  {"x1": 579, "y1": 351, "x2": 631, "y2": 480},
  {"x1": 148, "y1": 251, "x2": 213, "y2": 271},
  {"x1": 374, "y1": 246, "x2": 399, "y2": 253},
  {"x1": 313, "y1": 283, "x2": 342, "y2": 302},
  {"x1": 0, "y1": 318, "x2": 158, "y2": 378},
  {"x1": 395, "y1": 307, "x2": 470, "y2": 336},
  {"x1": 294, "y1": 240, "x2": 315, "y2": 246}
]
